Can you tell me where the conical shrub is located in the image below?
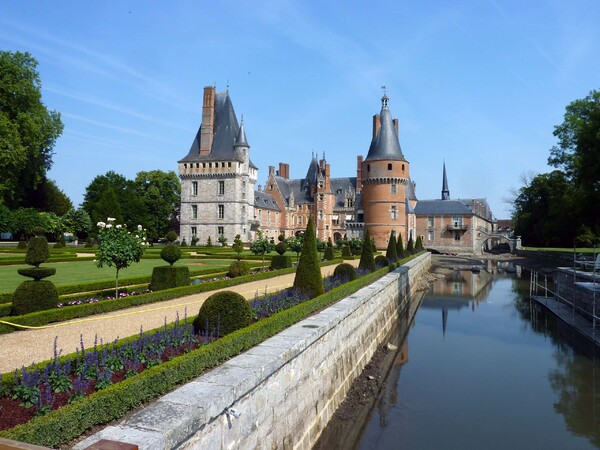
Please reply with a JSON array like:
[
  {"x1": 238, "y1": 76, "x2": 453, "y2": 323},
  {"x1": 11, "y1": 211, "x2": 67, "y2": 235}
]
[
  {"x1": 396, "y1": 232, "x2": 404, "y2": 257},
  {"x1": 293, "y1": 217, "x2": 324, "y2": 298},
  {"x1": 358, "y1": 228, "x2": 376, "y2": 272},
  {"x1": 386, "y1": 231, "x2": 398, "y2": 262}
]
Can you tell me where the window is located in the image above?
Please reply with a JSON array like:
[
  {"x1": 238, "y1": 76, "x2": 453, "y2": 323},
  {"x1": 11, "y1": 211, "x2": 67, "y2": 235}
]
[
  {"x1": 388, "y1": 163, "x2": 392, "y2": 170},
  {"x1": 191, "y1": 205, "x2": 198, "y2": 219},
  {"x1": 452, "y1": 216, "x2": 462, "y2": 228},
  {"x1": 242, "y1": 180, "x2": 246, "y2": 199},
  {"x1": 367, "y1": 164, "x2": 370, "y2": 172},
  {"x1": 192, "y1": 181, "x2": 198, "y2": 196},
  {"x1": 218, "y1": 180, "x2": 225, "y2": 195},
  {"x1": 428, "y1": 230, "x2": 434, "y2": 241},
  {"x1": 218, "y1": 204, "x2": 224, "y2": 219},
  {"x1": 267, "y1": 211, "x2": 271, "y2": 224},
  {"x1": 319, "y1": 193, "x2": 324, "y2": 202},
  {"x1": 228, "y1": 162, "x2": 231, "y2": 168},
  {"x1": 298, "y1": 216, "x2": 302, "y2": 225},
  {"x1": 427, "y1": 216, "x2": 434, "y2": 227},
  {"x1": 346, "y1": 198, "x2": 354, "y2": 208},
  {"x1": 391, "y1": 206, "x2": 397, "y2": 220},
  {"x1": 191, "y1": 226, "x2": 197, "y2": 236},
  {"x1": 318, "y1": 210, "x2": 323, "y2": 220},
  {"x1": 402, "y1": 164, "x2": 405, "y2": 171},
  {"x1": 218, "y1": 226, "x2": 224, "y2": 236},
  {"x1": 454, "y1": 231, "x2": 461, "y2": 241},
  {"x1": 391, "y1": 184, "x2": 397, "y2": 194},
  {"x1": 318, "y1": 180, "x2": 324, "y2": 189}
]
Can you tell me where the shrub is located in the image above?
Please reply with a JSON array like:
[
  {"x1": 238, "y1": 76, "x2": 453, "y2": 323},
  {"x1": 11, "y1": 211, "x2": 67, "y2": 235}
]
[
  {"x1": 206, "y1": 236, "x2": 213, "y2": 247},
  {"x1": 165, "y1": 231, "x2": 178, "y2": 244},
  {"x1": 270, "y1": 255, "x2": 292, "y2": 270},
  {"x1": 333, "y1": 263, "x2": 356, "y2": 282},
  {"x1": 33, "y1": 226, "x2": 45, "y2": 236},
  {"x1": 275, "y1": 241, "x2": 287, "y2": 256},
  {"x1": 341, "y1": 244, "x2": 352, "y2": 258},
  {"x1": 191, "y1": 236, "x2": 199, "y2": 247},
  {"x1": 324, "y1": 246, "x2": 335, "y2": 261},
  {"x1": 293, "y1": 217, "x2": 324, "y2": 298},
  {"x1": 17, "y1": 268, "x2": 56, "y2": 280},
  {"x1": 149, "y1": 266, "x2": 190, "y2": 291},
  {"x1": 160, "y1": 245, "x2": 181, "y2": 266},
  {"x1": 193, "y1": 290, "x2": 253, "y2": 336},
  {"x1": 85, "y1": 237, "x2": 95, "y2": 247},
  {"x1": 407, "y1": 235, "x2": 415, "y2": 254},
  {"x1": 25, "y1": 236, "x2": 50, "y2": 268},
  {"x1": 11, "y1": 280, "x2": 59, "y2": 316},
  {"x1": 232, "y1": 234, "x2": 244, "y2": 260},
  {"x1": 386, "y1": 231, "x2": 398, "y2": 262},
  {"x1": 375, "y1": 255, "x2": 389, "y2": 268},
  {"x1": 396, "y1": 233, "x2": 404, "y2": 257},
  {"x1": 17, "y1": 236, "x2": 27, "y2": 249},
  {"x1": 358, "y1": 229, "x2": 376, "y2": 272},
  {"x1": 180, "y1": 239, "x2": 187, "y2": 247},
  {"x1": 228, "y1": 261, "x2": 250, "y2": 278}
]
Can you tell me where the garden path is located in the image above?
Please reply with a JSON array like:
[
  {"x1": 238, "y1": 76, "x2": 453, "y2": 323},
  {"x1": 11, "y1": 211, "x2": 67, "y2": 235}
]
[{"x1": 0, "y1": 261, "x2": 359, "y2": 374}]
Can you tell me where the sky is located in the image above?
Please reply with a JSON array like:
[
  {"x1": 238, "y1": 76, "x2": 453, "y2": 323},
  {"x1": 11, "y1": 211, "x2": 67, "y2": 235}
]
[{"x1": 1, "y1": 0, "x2": 599, "y2": 219}]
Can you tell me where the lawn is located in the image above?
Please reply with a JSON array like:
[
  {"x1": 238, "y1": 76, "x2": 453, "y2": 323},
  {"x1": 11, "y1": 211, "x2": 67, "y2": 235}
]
[{"x1": 0, "y1": 258, "x2": 235, "y2": 294}]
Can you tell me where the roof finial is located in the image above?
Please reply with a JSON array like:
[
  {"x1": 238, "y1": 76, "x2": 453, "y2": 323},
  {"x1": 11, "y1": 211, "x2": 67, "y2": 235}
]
[
  {"x1": 226, "y1": 79, "x2": 230, "y2": 92},
  {"x1": 381, "y1": 85, "x2": 389, "y2": 109}
]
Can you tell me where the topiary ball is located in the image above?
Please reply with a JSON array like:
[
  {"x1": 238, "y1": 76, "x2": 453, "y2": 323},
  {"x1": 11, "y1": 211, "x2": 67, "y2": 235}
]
[
  {"x1": 160, "y1": 244, "x2": 181, "y2": 266},
  {"x1": 375, "y1": 255, "x2": 389, "y2": 268},
  {"x1": 333, "y1": 263, "x2": 357, "y2": 282},
  {"x1": 275, "y1": 241, "x2": 287, "y2": 256},
  {"x1": 193, "y1": 291, "x2": 253, "y2": 336},
  {"x1": 228, "y1": 261, "x2": 250, "y2": 278},
  {"x1": 25, "y1": 236, "x2": 50, "y2": 268},
  {"x1": 33, "y1": 226, "x2": 45, "y2": 236},
  {"x1": 11, "y1": 280, "x2": 59, "y2": 316},
  {"x1": 165, "y1": 231, "x2": 178, "y2": 244}
]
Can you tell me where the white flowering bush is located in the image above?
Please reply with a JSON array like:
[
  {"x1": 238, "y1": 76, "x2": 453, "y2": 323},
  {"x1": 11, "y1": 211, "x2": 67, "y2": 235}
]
[{"x1": 96, "y1": 218, "x2": 147, "y2": 297}]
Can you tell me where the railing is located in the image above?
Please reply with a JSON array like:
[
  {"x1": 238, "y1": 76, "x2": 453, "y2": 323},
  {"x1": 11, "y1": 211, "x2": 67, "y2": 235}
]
[{"x1": 447, "y1": 223, "x2": 468, "y2": 231}]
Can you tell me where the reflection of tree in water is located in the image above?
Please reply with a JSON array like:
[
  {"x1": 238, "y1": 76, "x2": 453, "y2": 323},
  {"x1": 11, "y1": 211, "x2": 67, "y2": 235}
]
[
  {"x1": 511, "y1": 276, "x2": 600, "y2": 446},
  {"x1": 549, "y1": 350, "x2": 600, "y2": 447}
]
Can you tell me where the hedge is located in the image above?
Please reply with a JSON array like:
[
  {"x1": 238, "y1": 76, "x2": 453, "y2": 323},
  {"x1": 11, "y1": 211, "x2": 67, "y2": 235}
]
[
  {"x1": 0, "y1": 255, "x2": 409, "y2": 447},
  {"x1": 0, "y1": 260, "x2": 342, "y2": 335}
]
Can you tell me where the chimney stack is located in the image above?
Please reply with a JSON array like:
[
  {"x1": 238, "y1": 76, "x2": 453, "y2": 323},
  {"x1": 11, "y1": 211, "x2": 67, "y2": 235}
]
[
  {"x1": 200, "y1": 86, "x2": 215, "y2": 155},
  {"x1": 393, "y1": 118, "x2": 399, "y2": 134},
  {"x1": 356, "y1": 155, "x2": 363, "y2": 193},
  {"x1": 372, "y1": 114, "x2": 381, "y2": 139},
  {"x1": 278, "y1": 162, "x2": 290, "y2": 179}
]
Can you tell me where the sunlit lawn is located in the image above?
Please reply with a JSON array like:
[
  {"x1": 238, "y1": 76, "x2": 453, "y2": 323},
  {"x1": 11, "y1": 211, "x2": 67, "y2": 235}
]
[
  {"x1": 0, "y1": 258, "x2": 234, "y2": 294},
  {"x1": 523, "y1": 247, "x2": 598, "y2": 253}
]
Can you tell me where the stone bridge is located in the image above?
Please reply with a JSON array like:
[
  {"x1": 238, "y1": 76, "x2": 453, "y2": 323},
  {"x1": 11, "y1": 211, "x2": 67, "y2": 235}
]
[{"x1": 475, "y1": 227, "x2": 521, "y2": 254}]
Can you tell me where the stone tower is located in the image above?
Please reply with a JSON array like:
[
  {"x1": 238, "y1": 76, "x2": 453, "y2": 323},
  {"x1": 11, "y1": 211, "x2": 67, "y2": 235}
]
[
  {"x1": 178, "y1": 86, "x2": 257, "y2": 245},
  {"x1": 360, "y1": 94, "x2": 410, "y2": 249}
]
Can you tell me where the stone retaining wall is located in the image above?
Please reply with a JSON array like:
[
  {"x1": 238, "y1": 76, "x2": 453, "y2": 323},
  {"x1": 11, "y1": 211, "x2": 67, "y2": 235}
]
[{"x1": 75, "y1": 253, "x2": 431, "y2": 450}]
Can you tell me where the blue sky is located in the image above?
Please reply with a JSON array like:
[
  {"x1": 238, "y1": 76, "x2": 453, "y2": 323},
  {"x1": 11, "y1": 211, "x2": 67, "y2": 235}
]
[{"x1": 1, "y1": 0, "x2": 599, "y2": 218}]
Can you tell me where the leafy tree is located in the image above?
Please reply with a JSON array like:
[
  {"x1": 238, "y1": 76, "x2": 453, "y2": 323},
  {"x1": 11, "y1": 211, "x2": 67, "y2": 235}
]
[
  {"x1": 0, "y1": 51, "x2": 64, "y2": 208},
  {"x1": 218, "y1": 235, "x2": 228, "y2": 247},
  {"x1": 96, "y1": 218, "x2": 146, "y2": 297},
  {"x1": 386, "y1": 231, "x2": 398, "y2": 262},
  {"x1": 286, "y1": 235, "x2": 303, "y2": 262},
  {"x1": 293, "y1": 217, "x2": 324, "y2": 298},
  {"x1": 0, "y1": 205, "x2": 15, "y2": 234},
  {"x1": 358, "y1": 228, "x2": 376, "y2": 272},
  {"x1": 232, "y1": 234, "x2": 244, "y2": 260},
  {"x1": 250, "y1": 230, "x2": 272, "y2": 269},
  {"x1": 62, "y1": 208, "x2": 92, "y2": 239},
  {"x1": 13, "y1": 208, "x2": 43, "y2": 238},
  {"x1": 134, "y1": 170, "x2": 180, "y2": 243},
  {"x1": 24, "y1": 178, "x2": 72, "y2": 215}
]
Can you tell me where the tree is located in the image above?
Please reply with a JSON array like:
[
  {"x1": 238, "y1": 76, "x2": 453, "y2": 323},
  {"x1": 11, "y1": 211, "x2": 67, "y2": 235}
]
[
  {"x1": 13, "y1": 208, "x2": 43, "y2": 238},
  {"x1": 0, "y1": 51, "x2": 63, "y2": 208},
  {"x1": 232, "y1": 234, "x2": 244, "y2": 261},
  {"x1": 0, "y1": 205, "x2": 15, "y2": 234},
  {"x1": 358, "y1": 228, "x2": 376, "y2": 272},
  {"x1": 293, "y1": 217, "x2": 324, "y2": 298},
  {"x1": 134, "y1": 170, "x2": 180, "y2": 243},
  {"x1": 96, "y1": 218, "x2": 146, "y2": 297},
  {"x1": 396, "y1": 232, "x2": 405, "y2": 257},
  {"x1": 62, "y1": 208, "x2": 92, "y2": 239},
  {"x1": 286, "y1": 235, "x2": 303, "y2": 262},
  {"x1": 386, "y1": 231, "x2": 398, "y2": 262},
  {"x1": 250, "y1": 231, "x2": 272, "y2": 269},
  {"x1": 24, "y1": 178, "x2": 72, "y2": 215}
]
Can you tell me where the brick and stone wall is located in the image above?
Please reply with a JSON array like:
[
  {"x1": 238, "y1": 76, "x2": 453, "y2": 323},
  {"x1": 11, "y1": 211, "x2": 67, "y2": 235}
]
[{"x1": 75, "y1": 253, "x2": 431, "y2": 450}]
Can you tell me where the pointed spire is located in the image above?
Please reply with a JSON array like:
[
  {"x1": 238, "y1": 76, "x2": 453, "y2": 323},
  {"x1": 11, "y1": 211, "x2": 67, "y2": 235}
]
[
  {"x1": 234, "y1": 116, "x2": 249, "y2": 148},
  {"x1": 441, "y1": 161, "x2": 450, "y2": 200}
]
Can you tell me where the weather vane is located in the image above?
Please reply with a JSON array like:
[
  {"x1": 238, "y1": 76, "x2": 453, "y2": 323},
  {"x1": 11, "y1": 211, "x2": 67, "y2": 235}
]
[{"x1": 381, "y1": 85, "x2": 387, "y2": 96}]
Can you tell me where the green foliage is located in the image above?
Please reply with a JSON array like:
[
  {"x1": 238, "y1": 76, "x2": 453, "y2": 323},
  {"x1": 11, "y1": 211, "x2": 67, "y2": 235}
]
[
  {"x1": 349, "y1": 237, "x2": 363, "y2": 255},
  {"x1": 250, "y1": 231, "x2": 273, "y2": 268},
  {"x1": 180, "y1": 239, "x2": 187, "y2": 247},
  {"x1": 286, "y1": 236, "x2": 303, "y2": 261},
  {"x1": 17, "y1": 268, "x2": 56, "y2": 280},
  {"x1": 324, "y1": 245, "x2": 335, "y2": 261},
  {"x1": 25, "y1": 236, "x2": 50, "y2": 267},
  {"x1": 415, "y1": 235, "x2": 424, "y2": 250},
  {"x1": 0, "y1": 51, "x2": 64, "y2": 208},
  {"x1": 96, "y1": 219, "x2": 146, "y2": 297},
  {"x1": 396, "y1": 233, "x2": 404, "y2": 256},
  {"x1": 33, "y1": 226, "x2": 44, "y2": 236},
  {"x1": 165, "y1": 231, "x2": 177, "y2": 243},
  {"x1": 84, "y1": 236, "x2": 95, "y2": 248},
  {"x1": 17, "y1": 236, "x2": 27, "y2": 249},
  {"x1": 23, "y1": 178, "x2": 72, "y2": 216},
  {"x1": 206, "y1": 236, "x2": 213, "y2": 247},
  {"x1": 375, "y1": 255, "x2": 389, "y2": 268},
  {"x1": 270, "y1": 255, "x2": 292, "y2": 270},
  {"x1": 160, "y1": 244, "x2": 181, "y2": 266},
  {"x1": 228, "y1": 260, "x2": 250, "y2": 278},
  {"x1": 293, "y1": 217, "x2": 324, "y2": 298},
  {"x1": 406, "y1": 235, "x2": 415, "y2": 254},
  {"x1": 149, "y1": 266, "x2": 190, "y2": 291},
  {"x1": 0, "y1": 204, "x2": 15, "y2": 234},
  {"x1": 218, "y1": 235, "x2": 228, "y2": 247},
  {"x1": 232, "y1": 234, "x2": 244, "y2": 260},
  {"x1": 341, "y1": 243, "x2": 351, "y2": 258},
  {"x1": 11, "y1": 280, "x2": 58, "y2": 316},
  {"x1": 358, "y1": 229, "x2": 376, "y2": 272},
  {"x1": 275, "y1": 241, "x2": 287, "y2": 255},
  {"x1": 62, "y1": 208, "x2": 92, "y2": 239},
  {"x1": 386, "y1": 232, "x2": 398, "y2": 262},
  {"x1": 333, "y1": 262, "x2": 356, "y2": 282},
  {"x1": 191, "y1": 235, "x2": 199, "y2": 247},
  {"x1": 193, "y1": 291, "x2": 253, "y2": 336}
]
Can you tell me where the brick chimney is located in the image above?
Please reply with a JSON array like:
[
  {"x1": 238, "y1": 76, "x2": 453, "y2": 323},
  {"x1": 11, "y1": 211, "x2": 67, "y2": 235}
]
[
  {"x1": 278, "y1": 162, "x2": 289, "y2": 179},
  {"x1": 269, "y1": 166, "x2": 275, "y2": 177},
  {"x1": 356, "y1": 155, "x2": 363, "y2": 193},
  {"x1": 200, "y1": 86, "x2": 215, "y2": 155},
  {"x1": 393, "y1": 118, "x2": 398, "y2": 134},
  {"x1": 372, "y1": 114, "x2": 381, "y2": 139}
]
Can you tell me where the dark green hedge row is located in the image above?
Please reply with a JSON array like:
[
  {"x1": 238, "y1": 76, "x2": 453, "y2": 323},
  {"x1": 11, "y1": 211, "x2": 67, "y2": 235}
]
[
  {"x1": 0, "y1": 258, "x2": 387, "y2": 447},
  {"x1": 0, "y1": 303, "x2": 11, "y2": 317},
  {"x1": 0, "y1": 256, "x2": 96, "y2": 266},
  {"x1": 0, "y1": 260, "x2": 342, "y2": 335}
]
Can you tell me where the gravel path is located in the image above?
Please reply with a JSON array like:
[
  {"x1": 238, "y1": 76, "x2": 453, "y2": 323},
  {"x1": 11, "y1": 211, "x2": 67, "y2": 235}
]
[{"x1": 0, "y1": 261, "x2": 358, "y2": 374}]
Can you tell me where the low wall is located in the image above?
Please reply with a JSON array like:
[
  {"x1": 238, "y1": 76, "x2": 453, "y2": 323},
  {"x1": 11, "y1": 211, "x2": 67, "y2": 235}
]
[{"x1": 75, "y1": 253, "x2": 431, "y2": 450}]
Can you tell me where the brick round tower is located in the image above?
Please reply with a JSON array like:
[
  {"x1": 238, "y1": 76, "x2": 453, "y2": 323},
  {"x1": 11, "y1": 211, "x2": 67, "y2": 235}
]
[{"x1": 361, "y1": 94, "x2": 410, "y2": 249}]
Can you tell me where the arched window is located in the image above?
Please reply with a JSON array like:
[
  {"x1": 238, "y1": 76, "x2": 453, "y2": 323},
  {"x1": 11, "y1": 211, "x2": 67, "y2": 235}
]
[
  {"x1": 402, "y1": 164, "x2": 405, "y2": 171},
  {"x1": 367, "y1": 164, "x2": 371, "y2": 172},
  {"x1": 388, "y1": 163, "x2": 392, "y2": 170}
]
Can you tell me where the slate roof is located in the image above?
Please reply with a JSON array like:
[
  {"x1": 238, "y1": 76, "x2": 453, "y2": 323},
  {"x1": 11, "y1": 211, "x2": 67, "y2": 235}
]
[
  {"x1": 179, "y1": 91, "x2": 257, "y2": 169},
  {"x1": 365, "y1": 95, "x2": 406, "y2": 162},
  {"x1": 406, "y1": 177, "x2": 417, "y2": 201},
  {"x1": 254, "y1": 191, "x2": 280, "y2": 211},
  {"x1": 270, "y1": 175, "x2": 357, "y2": 208},
  {"x1": 414, "y1": 200, "x2": 474, "y2": 216}
]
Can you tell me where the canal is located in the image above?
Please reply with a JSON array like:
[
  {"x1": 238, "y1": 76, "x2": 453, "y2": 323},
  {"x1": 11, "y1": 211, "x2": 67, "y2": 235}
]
[{"x1": 353, "y1": 265, "x2": 600, "y2": 449}]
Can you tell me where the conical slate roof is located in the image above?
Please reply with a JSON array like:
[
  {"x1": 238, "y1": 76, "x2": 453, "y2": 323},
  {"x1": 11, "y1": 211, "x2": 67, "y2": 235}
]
[
  {"x1": 441, "y1": 161, "x2": 450, "y2": 200},
  {"x1": 234, "y1": 120, "x2": 249, "y2": 148},
  {"x1": 365, "y1": 95, "x2": 406, "y2": 162},
  {"x1": 302, "y1": 153, "x2": 320, "y2": 191}
]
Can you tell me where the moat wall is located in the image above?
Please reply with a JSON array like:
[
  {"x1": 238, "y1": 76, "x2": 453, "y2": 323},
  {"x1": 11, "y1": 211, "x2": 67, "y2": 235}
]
[{"x1": 75, "y1": 253, "x2": 431, "y2": 450}]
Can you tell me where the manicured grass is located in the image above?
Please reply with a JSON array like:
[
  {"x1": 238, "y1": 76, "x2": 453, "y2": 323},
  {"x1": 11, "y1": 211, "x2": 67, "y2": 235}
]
[
  {"x1": 523, "y1": 247, "x2": 598, "y2": 253},
  {"x1": 0, "y1": 258, "x2": 235, "y2": 294}
]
